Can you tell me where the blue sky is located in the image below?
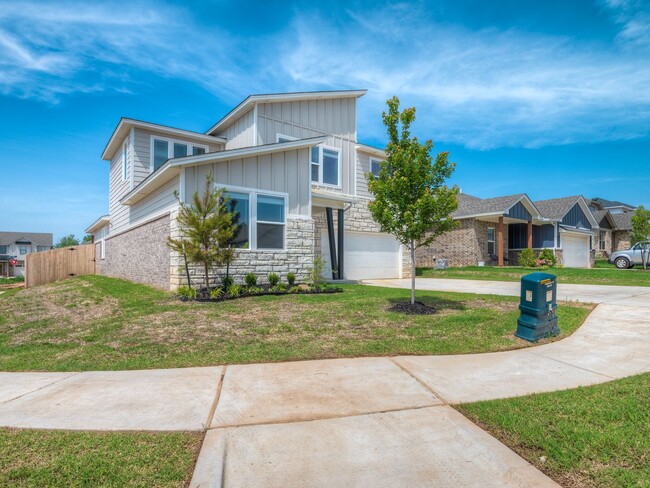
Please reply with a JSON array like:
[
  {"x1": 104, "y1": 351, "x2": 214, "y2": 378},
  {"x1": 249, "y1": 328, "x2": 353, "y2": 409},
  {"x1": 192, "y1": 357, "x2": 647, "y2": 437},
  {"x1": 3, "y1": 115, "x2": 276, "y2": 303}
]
[{"x1": 0, "y1": 0, "x2": 648, "y2": 240}]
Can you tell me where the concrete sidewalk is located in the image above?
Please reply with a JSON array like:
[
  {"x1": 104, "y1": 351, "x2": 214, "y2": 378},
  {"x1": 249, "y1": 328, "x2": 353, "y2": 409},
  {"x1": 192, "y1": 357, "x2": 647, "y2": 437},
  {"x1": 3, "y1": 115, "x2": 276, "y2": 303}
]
[{"x1": 1, "y1": 280, "x2": 649, "y2": 486}]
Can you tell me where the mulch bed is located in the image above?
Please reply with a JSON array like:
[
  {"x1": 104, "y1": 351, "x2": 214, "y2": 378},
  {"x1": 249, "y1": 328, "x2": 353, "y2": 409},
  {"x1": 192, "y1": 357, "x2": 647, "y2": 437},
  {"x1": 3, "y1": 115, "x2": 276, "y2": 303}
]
[{"x1": 388, "y1": 301, "x2": 437, "y2": 315}]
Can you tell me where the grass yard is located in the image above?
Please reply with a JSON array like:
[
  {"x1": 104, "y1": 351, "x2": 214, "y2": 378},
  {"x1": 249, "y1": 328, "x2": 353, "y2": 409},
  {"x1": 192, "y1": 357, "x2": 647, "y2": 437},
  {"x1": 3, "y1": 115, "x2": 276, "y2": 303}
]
[
  {"x1": 0, "y1": 275, "x2": 591, "y2": 371},
  {"x1": 0, "y1": 428, "x2": 201, "y2": 487},
  {"x1": 417, "y1": 264, "x2": 650, "y2": 287},
  {"x1": 458, "y1": 373, "x2": 650, "y2": 488}
]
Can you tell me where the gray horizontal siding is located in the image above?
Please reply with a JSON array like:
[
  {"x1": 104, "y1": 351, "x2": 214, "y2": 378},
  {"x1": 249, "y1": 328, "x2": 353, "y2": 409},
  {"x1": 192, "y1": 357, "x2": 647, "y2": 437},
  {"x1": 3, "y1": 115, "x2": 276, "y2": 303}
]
[
  {"x1": 183, "y1": 148, "x2": 311, "y2": 216},
  {"x1": 130, "y1": 178, "x2": 179, "y2": 223},
  {"x1": 108, "y1": 135, "x2": 131, "y2": 233}
]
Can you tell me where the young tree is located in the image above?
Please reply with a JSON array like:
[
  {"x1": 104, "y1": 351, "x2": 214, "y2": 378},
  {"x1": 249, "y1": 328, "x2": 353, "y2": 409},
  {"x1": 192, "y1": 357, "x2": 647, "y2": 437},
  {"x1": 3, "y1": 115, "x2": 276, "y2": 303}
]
[
  {"x1": 168, "y1": 173, "x2": 239, "y2": 289},
  {"x1": 631, "y1": 205, "x2": 650, "y2": 270},
  {"x1": 368, "y1": 96, "x2": 459, "y2": 305},
  {"x1": 55, "y1": 234, "x2": 80, "y2": 248}
]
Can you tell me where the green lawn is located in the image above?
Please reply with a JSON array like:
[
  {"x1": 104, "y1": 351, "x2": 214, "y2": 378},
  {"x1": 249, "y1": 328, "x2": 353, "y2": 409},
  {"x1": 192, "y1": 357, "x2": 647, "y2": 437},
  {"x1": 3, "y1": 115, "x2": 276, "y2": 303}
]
[
  {"x1": 417, "y1": 264, "x2": 650, "y2": 287},
  {"x1": 0, "y1": 275, "x2": 591, "y2": 371},
  {"x1": 458, "y1": 373, "x2": 650, "y2": 488},
  {"x1": 0, "y1": 428, "x2": 201, "y2": 487}
]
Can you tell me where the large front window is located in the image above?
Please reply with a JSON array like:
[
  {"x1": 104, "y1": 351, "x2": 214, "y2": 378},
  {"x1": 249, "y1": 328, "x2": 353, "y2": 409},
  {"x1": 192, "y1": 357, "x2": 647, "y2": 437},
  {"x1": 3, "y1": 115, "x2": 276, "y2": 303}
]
[
  {"x1": 487, "y1": 228, "x2": 496, "y2": 255},
  {"x1": 226, "y1": 192, "x2": 250, "y2": 249},
  {"x1": 224, "y1": 190, "x2": 286, "y2": 250},
  {"x1": 152, "y1": 137, "x2": 208, "y2": 172},
  {"x1": 311, "y1": 146, "x2": 340, "y2": 186},
  {"x1": 257, "y1": 195, "x2": 285, "y2": 249}
]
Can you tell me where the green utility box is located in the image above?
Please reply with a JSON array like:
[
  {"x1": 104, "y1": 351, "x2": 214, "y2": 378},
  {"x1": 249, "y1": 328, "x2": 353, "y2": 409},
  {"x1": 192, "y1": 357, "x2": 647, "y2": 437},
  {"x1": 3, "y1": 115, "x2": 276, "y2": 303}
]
[{"x1": 515, "y1": 272, "x2": 559, "y2": 341}]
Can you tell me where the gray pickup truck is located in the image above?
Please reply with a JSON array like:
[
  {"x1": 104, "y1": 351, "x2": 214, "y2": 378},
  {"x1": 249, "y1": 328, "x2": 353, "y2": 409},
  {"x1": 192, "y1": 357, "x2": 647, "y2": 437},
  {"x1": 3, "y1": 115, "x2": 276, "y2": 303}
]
[{"x1": 609, "y1": 242, "x2": 650, "y2": 269}]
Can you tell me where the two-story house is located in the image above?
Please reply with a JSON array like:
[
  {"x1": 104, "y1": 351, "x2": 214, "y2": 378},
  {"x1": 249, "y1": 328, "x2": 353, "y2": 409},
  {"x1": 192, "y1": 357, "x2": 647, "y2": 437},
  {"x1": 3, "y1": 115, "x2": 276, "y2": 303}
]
[
  {"x1": 0, "y1": 231, "x2": 53, "y2": 277},
  {"x1": 86, "y1": 90, "x2": 405, "y2": 290}
]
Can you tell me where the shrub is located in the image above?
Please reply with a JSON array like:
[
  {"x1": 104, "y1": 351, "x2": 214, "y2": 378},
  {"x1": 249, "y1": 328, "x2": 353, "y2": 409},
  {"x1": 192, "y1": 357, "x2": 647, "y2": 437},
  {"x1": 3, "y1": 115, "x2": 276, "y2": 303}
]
[
  {"x1": 289, "y1": 285, "x2": 300, "y2": 293},
  {"x1": 244, "y1": 272, "x2": 258, "y2": 287},
  {"x1": 271, "y1": 283, "x2": 287, "y2": 293},
  {"x1": 221, "y1": 276, "x2": 234, "y2": 288},
  {"x1": 209, "y1": 288, "x2": 223, "y2": 299},
  {"x1": 248, "y1": 286, "x2": 263, "y2": 294},
  {"x1": 227, "y1": 284, "x2": 242, "y2": 296},
  {"x1": 538, "y1": 248, "x2": 558, "y2": 268},
  {"x1": 268, "y1": 272, "x2": 280, "y2": 286},
  {"x1": 177, "y1": 286, "x2": 197, "y2": 300},
  {"x1": 518, "y1": 248, "x2": 537, "y2": 268},
  {"x1": 307, "y1": 256, "x2": 326, "y2": 286},
  {"x1": 286, "y1": 272, "x2": 296, "y2": 286}
]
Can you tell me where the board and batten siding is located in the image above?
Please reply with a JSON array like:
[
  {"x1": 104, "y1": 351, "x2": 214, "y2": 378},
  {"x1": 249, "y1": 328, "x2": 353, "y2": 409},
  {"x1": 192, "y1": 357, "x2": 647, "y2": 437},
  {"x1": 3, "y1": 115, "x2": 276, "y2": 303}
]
[
  {"x1": 132, "y1": 128, "x2": 224, "y2": 187},
  {"x1": 130, "y1": 178, "x2": 180, "y2": 224},
  {"x1": 217, "y1": 109, "x2": 256, "y2": 150},
  {"x1": 108, "y1": 135, "x2": 132, "y2": 233},
  {"x1": 183, "y1": 148, "x2": 311, "y2": 216},
  {"x1": 355, "y1": 150, "x2": 379, "y2": 199},
  {"x1": 255, "y1": 98, "x2": 358, "y2": 195}
]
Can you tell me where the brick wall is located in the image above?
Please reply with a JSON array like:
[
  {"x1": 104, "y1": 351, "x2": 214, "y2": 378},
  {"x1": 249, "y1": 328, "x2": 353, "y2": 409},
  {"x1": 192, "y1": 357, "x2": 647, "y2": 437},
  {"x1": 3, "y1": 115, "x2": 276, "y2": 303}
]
[
  {"x1": 613, "y1": 230, "x2": 631, "y2": 251},
  {"x1": 99, "y1": 214, "x2": 172, "y2": 289},
  {"x1": 416, "y1": 219, "x2": 509, "y2": 268},
  {"x1": 592, "y1": 229, "x2": 613, "y2": 258}
]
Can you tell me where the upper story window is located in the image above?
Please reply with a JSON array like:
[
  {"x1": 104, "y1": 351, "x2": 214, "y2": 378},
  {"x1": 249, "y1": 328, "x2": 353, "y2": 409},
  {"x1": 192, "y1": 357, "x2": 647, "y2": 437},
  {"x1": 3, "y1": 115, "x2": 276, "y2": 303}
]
[
  {"x1": 19, "y1": 245, "x2": 28, "y2": 255},
  {"x1": 311, "y1": 146, "x2": 340, "y2": 187},
  {"x1": 37, "y1": 246, "x2": 49, "y2": 252},
  {"x1": 122, "y1": 143, "x2": 128, "y2": 181},
  {"x1": 224, "y1": 189, "x2": 286, "y2": 250},
  {"x1": 370, "y1": 158, "x2": 381, "y2": 177},
  {"x1": 151, "y1": 137, "x2": 208, "y2": 172},
  {"x1": 0, "y1": 245, "x2": 7, "y2": 254},
  {"x1": 276, "y1": 134, "x2": 297, "y2": 143}
]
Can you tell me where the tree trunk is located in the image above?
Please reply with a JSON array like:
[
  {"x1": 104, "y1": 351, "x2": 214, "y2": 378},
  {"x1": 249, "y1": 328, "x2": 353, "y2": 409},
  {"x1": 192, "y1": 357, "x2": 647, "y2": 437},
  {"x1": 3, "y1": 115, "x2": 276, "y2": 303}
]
[
  {"x1": 410, "y1": 241, "x2": 416, "y2": 305},
  {"x1": 183, "y1": 254, "x2": 191, "y2": 288},
  {"x1": 204, "y1": 262, "x2": 210, "y2": 290}
]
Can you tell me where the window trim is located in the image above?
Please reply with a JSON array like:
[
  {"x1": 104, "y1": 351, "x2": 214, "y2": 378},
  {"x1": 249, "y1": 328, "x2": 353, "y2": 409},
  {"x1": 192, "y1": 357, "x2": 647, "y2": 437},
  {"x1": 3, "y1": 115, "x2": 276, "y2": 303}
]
[
  {"x1": 275, "y1": 133, "x2": 298, "y2": 143},
  {"x1": 310, "y1": 144, "x2": 342, "y2": 188},
  {"x1": 122, "y1": 142, "x2": 128, "y2": 181},
  {"x1": 149, "y1": 135, "x2": 209, "y2": 173},
  {"x1": 221, "y1": 184, "x2": 288, "y2": 251},
  {"x1": 369, "y1": 157, "x2": 382, "y2": 177},
  {"x1": 487, "y1": 227, "x2": 496, "y2": 255}
]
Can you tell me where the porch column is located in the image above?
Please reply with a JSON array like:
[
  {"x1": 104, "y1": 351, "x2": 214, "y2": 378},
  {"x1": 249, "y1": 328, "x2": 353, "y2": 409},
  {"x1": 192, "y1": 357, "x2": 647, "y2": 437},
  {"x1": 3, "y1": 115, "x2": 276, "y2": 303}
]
[
  {"x1": 527, "y1": 221, "x2": 533, "y2": 250},
  {"x1": 337, "y1": 209, "x2": 345, "y2": 280},
  {"x1": 325, "y1": 208, "x2": 338, "y2": 279},
  {"x1": 497, "y1": 216, "x2": 504, "y2": 267}
]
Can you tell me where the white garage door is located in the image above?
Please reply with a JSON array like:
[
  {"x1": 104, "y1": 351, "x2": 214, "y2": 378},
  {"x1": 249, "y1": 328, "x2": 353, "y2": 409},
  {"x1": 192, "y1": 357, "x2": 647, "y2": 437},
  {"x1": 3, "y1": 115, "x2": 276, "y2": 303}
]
[
  {"x1": 562, "y1": 234, "x2": 590, "y2": 268},
  {"x1": 321, "y1": 232, "x2": 400, "y2": 280}
]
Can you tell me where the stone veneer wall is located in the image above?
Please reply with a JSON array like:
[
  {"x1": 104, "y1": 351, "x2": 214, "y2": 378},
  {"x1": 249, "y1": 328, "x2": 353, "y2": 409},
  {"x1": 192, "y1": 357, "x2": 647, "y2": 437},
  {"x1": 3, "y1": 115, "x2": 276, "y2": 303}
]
[
  {"x1": 416, "y1": 219, "x2": 509, "y2": 269},
  {"x1": 592, "y1": 229, "x2": 613, "y2": 258},
  {"x1": 613, "y1": 230, "x2": 631, "y2": 251},
  {"x1": 169, "y1": 215, "x2": 315, "y2": 289},
  {"x1": 99, "y1": 214, "x2": 172, "y2": 289}
]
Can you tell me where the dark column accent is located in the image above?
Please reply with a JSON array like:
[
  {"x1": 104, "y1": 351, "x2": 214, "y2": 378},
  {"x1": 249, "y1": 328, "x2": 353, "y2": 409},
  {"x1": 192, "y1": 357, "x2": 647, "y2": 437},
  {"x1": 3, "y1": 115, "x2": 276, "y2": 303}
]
[
  {"x1": 337, "y1": 208, "x2": 345, "y2": 280},
  {"x1": 325, "y1": 207, "x2": 338, "y2": 279}
]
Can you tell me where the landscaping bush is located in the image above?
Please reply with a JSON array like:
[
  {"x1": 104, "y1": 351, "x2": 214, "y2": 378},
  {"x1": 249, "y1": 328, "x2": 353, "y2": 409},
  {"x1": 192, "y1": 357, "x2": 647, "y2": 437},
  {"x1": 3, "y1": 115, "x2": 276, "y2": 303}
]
[
  {"x1": 244, "y1": 272, "x2": 258, "y2": 287},
  {"x1": 177, "y1": 286, "x2": 197, "y2": 300},
  {"x1": 307, "y1": 256, "x2": 326, "y2": 286},
  {"x1": 227, "y1": 284, "x2": 242, "y2": 296},
  {"x1": 221, "y1": 276, "x2": 234, "y2": 288},
  {"x1": 271, "y1": 283, "x2": 287, "y2": 293},
  {"x1": 538, "y1": 248, "x2": 558, "y2": 268},
  {"x1": 286, "y1": 272, "x2": 296, "y2": 286},
  {"x1": 268, "y1": 272, "x2": 280, "y2": 286},
  {"x1": 209, "y1": 288, "x2": 223, "y2": 299},
  {"x1": 519, "y1": 248, "x2": 537, "y2": 267}
]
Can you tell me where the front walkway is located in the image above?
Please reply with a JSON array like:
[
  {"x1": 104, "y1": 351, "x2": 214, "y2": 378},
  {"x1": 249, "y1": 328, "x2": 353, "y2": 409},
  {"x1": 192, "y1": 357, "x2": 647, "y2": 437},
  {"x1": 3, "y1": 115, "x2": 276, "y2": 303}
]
[{"x1": 1, "y1": 280, "x2": 649, "y2": 486}]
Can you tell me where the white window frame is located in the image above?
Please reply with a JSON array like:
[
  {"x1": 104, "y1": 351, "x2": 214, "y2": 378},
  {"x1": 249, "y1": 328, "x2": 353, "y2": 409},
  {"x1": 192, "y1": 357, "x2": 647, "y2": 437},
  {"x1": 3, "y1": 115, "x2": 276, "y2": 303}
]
[
  {"x1": 220, "y1": 184, "x2": 288, "y2": 251},
  {"x1": 487, "y1": 227, "x2": 496, "y2": 255},
  {"x1": 370, "y1": 157, "x2": 382, "y2": 177},
  {"x1": 149, "y1": 135, "x2": 209, "y2": 172},
  {"x1": 599, "y1": 230, "x2": 606, "y2": 251},
  {"x1": 310, "y1": 144, "x2": 341, "y2": 188},
  {"x1": 122, "y1": 142, "x2": 128, "y2": 181},
  {"x1": 276, "y1": 133, "x2": 298, "y2": 143}
]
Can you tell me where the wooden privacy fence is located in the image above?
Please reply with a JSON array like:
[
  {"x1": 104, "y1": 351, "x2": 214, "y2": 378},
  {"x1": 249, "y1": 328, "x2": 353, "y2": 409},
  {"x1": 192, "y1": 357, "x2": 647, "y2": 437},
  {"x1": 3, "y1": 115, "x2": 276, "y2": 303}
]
[{"x1": 25, "y1": 245, "x2": 95, "y2": 288}]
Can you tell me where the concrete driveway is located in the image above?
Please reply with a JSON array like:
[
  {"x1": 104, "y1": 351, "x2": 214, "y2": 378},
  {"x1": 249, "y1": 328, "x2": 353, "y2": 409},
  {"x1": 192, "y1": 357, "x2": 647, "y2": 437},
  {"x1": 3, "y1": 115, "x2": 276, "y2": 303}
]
[{"x1": 1, "y1": 279, "x2": 649, "y2": 487}]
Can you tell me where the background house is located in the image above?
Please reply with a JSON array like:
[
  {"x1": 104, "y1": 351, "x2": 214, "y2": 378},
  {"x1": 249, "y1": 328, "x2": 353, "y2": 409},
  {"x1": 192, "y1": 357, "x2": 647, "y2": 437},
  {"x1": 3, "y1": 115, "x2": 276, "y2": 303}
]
[{"x1": 0, "y1": 232, "x2": 53, "y2": 277}]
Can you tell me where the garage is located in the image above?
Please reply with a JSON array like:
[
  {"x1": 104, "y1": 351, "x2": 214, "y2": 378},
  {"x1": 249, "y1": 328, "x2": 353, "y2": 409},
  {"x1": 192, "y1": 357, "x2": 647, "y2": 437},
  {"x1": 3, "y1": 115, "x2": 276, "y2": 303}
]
[
  {"x1": 321, "y1": 231, "x2": 401, "y2": 280},
  {"x1": 561, "y1": 233, "x2": 591, "y2": 268}
]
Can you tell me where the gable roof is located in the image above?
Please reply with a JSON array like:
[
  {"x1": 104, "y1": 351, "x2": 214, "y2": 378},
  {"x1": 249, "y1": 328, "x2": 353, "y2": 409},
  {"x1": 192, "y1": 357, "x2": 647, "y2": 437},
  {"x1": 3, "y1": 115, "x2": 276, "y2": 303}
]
[
  {"x1": 534, "y1": 196, "x2": 583, "y2": 220},
  {"x1": 453, "y1": 193, "x2": 542, "y2": 220},
  {"x1": 101, "y1": 118, "x2": 227, "y2": 161},
  {"x1": 0, "y1": 232, "x2": 53, "y2": 247},
  {"x1": 592, "y1": 197, "x2": 636, "y2": 210},
  {"x1": 611, "y1": 212, "x2": 633, "y2": 230},
  {"x1": 205, "y1": 89, "x2": 368, "y2": 136}
]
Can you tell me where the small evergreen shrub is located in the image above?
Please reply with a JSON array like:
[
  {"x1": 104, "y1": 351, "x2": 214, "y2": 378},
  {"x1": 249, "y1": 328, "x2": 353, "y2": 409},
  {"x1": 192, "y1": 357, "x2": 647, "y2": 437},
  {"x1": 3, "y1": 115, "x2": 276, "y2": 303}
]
[
  {"x1": 227, "y1": 284, "x2": 242, "y2": 296},
  {"x1": 307, "y1": 256, "x2": 326, "y2": 286},
  {"x1": 268, "y1": 272, "x2": 280, "y2": 286},
  {"x1": 221, "y1": 276, "x2": 234, "y2": 288},
  {"x1": 244, "y1": 272, "x2": 258, "y2": 287},
  {"x1": 519, "y1": 248, "x2": 537, "y2": 267},
  {"x1": 286, "y1": 272, "x2": 296, "y2": 286},
  {"x1": 538, "y1": 248, "x2": 558, "y2": 267},
  {"x1": 177, "y1": 286, "x2": 197, "y2": 300}
]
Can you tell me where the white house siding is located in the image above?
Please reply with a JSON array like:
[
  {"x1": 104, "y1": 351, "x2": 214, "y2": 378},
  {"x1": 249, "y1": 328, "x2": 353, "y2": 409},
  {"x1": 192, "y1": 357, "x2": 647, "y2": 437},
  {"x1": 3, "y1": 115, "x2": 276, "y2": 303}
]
[
  {"x1": 108, "y1": 135, "x2": 132, "y2": 234},
  {"x1": 183, "y1": 148, "x2": 311, "y2": 217},
  {"x1": 132, "y1": 128, "x2": 224, "y2": 188},
  {"x1": 255, "y1": 99, "x2": 357, "y2": 195},
  {"x1": 217, "y1": 108, "x2": 256, "y2": 150},
  {"x1": 355, "y1": 151, "x2": 373, "y2": 198},
  {"x1": 130, "y1": 178, "x2": 180, "y2": 224}
]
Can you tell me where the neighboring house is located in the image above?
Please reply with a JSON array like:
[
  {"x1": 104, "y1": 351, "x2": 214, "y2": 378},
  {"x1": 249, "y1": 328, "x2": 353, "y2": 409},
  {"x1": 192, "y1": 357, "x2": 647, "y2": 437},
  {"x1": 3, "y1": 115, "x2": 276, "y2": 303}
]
[
  {"x1": 417, "y1": 194, "x2": 598, "y2": 268},
  {"x1": 0, "y1": 232, "x2": 53, "y2": 277},
  {"x1": 591, "y1": 197, "x2": 636, "y2": 215},
  {"x1": 87, "y1": 90, "x2": 404, "y2": 290},
  {"x1": 610, "y1": 212, "x2": 634, "y2": 251}
]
